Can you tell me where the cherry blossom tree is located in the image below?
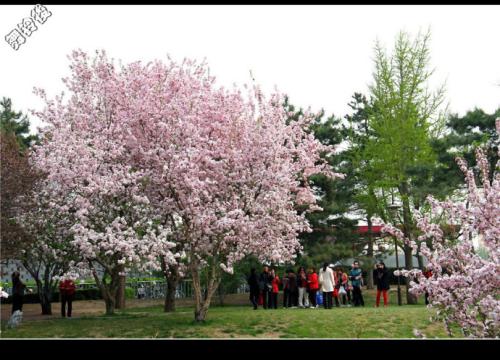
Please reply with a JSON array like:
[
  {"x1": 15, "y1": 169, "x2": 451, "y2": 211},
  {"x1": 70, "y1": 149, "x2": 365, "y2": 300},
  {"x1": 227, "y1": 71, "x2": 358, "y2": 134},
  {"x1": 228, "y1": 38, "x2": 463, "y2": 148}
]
[
  {"x1": 113, "y1": 58, "x2": 341, "y2": 321},
  {"x1": 31, "y1": 50, "x2": 341, "y2": 320},
  {"x1": 30, "y1": 50, "x2": 177, "y2": 315},
  {"x1": 382, "y1": 119, "x2": 500, "y2": 338}
]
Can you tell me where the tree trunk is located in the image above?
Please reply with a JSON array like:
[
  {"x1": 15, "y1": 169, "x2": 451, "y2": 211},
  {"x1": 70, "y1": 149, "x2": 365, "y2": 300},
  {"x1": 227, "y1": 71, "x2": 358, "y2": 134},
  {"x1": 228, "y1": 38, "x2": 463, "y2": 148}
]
[
  {"x1": 104, "y1": 295, "x2": 116, "y2": 315},
  {"x1": 191, "y1": 261, "x2": 221, "y2": 322},
  {"x1": 164, "y1": 272, "x2": 178, "y2": 312},
  {"x1": 399, "y1": 182, "x2": 418, "y2": 305},
  {"x1": 36, "y1": 280, "x2": 52, "y2": 315},
  {"x1": 417, "y1": 254, "x2": 424, "y2": 270},
  {"x1": 115, "y1": 275, "x2": 126, "y2": 309},
  {"x1": 366, "y1": 216, "x2": 374, "y2": 290},
  {"x1": 92, "y1": 264, "x2": 120, "y2": 315}
]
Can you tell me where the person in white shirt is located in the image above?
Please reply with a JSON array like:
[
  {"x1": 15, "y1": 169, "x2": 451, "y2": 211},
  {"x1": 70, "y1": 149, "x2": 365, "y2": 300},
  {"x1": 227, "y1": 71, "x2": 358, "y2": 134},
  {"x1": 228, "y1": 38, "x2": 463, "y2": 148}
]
[{"x1": 318, "y1": 263, "x2": 335, "y2": 309}]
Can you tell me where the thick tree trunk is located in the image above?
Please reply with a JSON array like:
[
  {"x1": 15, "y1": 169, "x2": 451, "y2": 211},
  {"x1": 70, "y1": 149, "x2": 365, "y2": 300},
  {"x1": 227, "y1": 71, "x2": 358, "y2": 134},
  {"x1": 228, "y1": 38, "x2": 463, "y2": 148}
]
[
  {"x1": 36, "y1": 280, "x2": 52, "y2": 315},
  {"x1": 399, "y1": 182, "x2": 418, "y2": 305},
  {"x1": 195, "y1": 303, "x2": 210, "y2": 322},
  {"x1": 92, "y1": 264, "x2": 121, "y2": 315},
  {"x1": 104, "y1": 295, "x2": 116, "y2": 315},
  {"x1": 164, "y1": 272, "x2": 178, "y2": 312},
  {"x1": 115, "y1": 275, "x2": 126, "y2": 309},
  {"x1": 366, "y1": 216, "x2": 374, "y2": 290},
  {"x1": 162, "y1": 259, "x2": 179, "y2": 312}
]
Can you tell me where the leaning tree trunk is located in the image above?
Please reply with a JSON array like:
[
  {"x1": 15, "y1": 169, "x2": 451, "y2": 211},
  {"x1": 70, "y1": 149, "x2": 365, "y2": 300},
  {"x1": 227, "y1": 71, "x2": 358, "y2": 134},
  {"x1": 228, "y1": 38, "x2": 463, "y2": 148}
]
[
  {"x1": 191, "y1": 262, "x2": 221, "y2": 322},
  {"x1": 399, "y1": 183, "x2": 418, "y2": 305},
  {"x1": 366, "y1": 216, "x2": 374, "y2": 290}
]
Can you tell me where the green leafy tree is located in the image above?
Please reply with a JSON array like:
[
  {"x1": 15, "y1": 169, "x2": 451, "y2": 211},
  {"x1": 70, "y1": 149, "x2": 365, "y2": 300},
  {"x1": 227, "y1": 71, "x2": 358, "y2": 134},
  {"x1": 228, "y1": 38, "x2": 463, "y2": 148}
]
[{"x1": 364, "y1": 30, "x2": 446, "y2": 303}]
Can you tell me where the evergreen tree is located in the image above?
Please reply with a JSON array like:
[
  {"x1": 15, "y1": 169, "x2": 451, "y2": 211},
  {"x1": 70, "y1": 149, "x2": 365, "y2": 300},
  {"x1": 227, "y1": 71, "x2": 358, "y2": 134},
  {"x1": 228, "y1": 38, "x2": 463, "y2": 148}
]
[{"x1": 0, "y1": 97, "x2": 38, "y2": 150}]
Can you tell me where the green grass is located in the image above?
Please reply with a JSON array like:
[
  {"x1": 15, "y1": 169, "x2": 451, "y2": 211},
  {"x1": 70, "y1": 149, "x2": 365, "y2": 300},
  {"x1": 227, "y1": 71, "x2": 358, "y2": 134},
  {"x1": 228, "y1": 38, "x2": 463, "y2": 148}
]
[{"x1": 1, "y1": 303, "x2": 450, "y2": 339}]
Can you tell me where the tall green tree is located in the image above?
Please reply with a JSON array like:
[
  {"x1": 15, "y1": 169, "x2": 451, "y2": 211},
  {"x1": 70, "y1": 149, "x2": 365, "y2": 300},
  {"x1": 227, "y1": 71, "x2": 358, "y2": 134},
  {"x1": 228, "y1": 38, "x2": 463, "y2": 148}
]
[{"x1": 364, "y1": 30, "x2": 446, "y2": 304}]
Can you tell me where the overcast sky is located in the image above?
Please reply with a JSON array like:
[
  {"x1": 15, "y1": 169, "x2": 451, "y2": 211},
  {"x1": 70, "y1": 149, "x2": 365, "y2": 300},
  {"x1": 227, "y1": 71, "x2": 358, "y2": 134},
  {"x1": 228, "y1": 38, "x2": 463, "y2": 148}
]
[{"x1": 1, "y1": 5, "x2": 499, "y2": 134}]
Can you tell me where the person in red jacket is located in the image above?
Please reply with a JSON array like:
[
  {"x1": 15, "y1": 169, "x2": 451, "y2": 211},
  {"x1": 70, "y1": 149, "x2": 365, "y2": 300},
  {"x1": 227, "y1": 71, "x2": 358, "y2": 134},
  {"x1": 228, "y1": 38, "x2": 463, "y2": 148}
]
[
  {"x1": 59, "y1": 276, "x2": 76, "y2": 318},
  {"x1": 269, "y1": 268, "x2": 280, "y2": 309},
  {"x1": 307, "y1": 267, "x2": 319, "y2": 308}
]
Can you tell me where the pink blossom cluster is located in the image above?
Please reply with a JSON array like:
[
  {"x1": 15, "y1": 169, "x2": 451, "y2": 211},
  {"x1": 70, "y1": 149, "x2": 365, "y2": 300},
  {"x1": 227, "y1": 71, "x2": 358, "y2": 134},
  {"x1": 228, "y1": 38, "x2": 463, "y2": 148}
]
[{"x1": 382, "y1": 120, "x2": 500, "y2": 338}]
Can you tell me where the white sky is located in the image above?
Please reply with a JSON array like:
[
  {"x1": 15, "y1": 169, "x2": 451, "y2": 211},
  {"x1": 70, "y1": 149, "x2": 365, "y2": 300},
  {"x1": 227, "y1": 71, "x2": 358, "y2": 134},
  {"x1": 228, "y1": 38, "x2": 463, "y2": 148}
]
[{"x1": 1, "y1": 5, "x2": 499, "y2": 134}]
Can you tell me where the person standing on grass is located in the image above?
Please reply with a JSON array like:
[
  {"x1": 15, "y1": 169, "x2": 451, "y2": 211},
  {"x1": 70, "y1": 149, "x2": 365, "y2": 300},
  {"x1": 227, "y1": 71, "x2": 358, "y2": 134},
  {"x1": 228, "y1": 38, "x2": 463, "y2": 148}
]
[
  {"x1": 342, "y1": 268, "x2": 352, "y2": 306},
  {"x1": 319, "y1": 263, "x2": 335, "y2": 309},
  {"x1": 297, "y1": 266, "x2": 309, "y2": 308},
  {"x1": 11, "y1": 271, "x2": 31, "y2": 314},
  {"x1": 333, "y1": 267, "x2": 341, "y2": 307},
  {"x1": 422, "y1": 266, "x2": 433, "y2": 305},
  {"x1": 374, "y1": 262, "x2": 390, "y2": 307},
  {"x1": 334, "y1": 267, "x2": 350, "y2": 306},
  {"x1": 282, "y1": 271, "x2": 290, "y2": 308},
  {"x1": 59, "y1": 276, "x2": 76, "y2": 318},
  {"x1": 259, "y1": 266, "x2": 272, "y2": 309},
  {"x1": 349, "y1": 261, "x2": 364, "y2": 307},
  {"x1": 307, "y1": 267, "x2": 319, "y2": 308},
  {"x1": 248, "y1": 268, "x2": 260, "y2": 310},
  {"x1": 269, "y1": 268, "x2": 280, "y2": 309},
  {"x1": 287, "y1": 269, "x2": 298, "y2": 308}
]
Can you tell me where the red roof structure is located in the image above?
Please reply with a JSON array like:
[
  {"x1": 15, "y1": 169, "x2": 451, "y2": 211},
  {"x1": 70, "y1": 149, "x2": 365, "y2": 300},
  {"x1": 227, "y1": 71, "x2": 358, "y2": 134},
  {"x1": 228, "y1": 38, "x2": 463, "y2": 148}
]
[{"x1": 354, "y1": 225, "x2": 384, "y2": 235}]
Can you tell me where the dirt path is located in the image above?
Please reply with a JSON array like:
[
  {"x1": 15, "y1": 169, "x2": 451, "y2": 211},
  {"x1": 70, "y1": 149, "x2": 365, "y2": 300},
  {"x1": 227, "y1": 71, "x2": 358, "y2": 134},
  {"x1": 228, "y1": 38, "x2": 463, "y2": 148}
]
[
  {"x1": 1, "y1": 298, "x2": 190, "y2": 321},
  {"x1": 1, "y1": 293, "x2": 249, "y2": 322}
]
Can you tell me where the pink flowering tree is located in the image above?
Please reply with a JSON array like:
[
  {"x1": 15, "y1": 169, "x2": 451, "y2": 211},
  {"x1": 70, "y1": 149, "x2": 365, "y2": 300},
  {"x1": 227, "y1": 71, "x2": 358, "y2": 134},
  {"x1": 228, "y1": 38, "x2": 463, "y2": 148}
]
[
  {"x1": 14, "y1": 179, "x2": 79, "y2": 315},
  {"x1": 382, "y1": 119, "x2": 500, "y2": 338},
  {"x1": 96, "y1": 54, "x2": 341, "y2": 321},
  {"x1": 31, "y1": 50, "x2": 341, "y2": 320},
  {"x1": 31, "y1": 51, "x2": 177, "y2": 315}
]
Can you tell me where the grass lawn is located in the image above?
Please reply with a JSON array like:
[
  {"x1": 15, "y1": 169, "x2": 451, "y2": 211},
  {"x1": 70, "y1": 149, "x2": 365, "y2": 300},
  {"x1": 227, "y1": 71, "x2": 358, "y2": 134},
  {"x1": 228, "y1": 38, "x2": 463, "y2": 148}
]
[{"x1": 1, "y1": 290, "x2": 451, "y2": 338}]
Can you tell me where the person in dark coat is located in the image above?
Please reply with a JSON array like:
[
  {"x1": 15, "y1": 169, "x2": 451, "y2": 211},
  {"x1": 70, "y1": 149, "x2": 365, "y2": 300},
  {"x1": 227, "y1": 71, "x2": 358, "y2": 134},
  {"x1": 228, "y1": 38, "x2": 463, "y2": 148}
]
[
  {"x1": 282, "y1": 272, "x2": 290, "y2": 308},
  {"x1": 287, "y1": 270, "x2": 298, "y2": 307},
  {"x1": 247, "y1": 268, "x2": 260, "y2": 309},
  {"x1": 11, "y1": 271, "x2": 31, "y2": 314},
  {"x1": 258, "y1": 266, "x2": 272, "y2": 309},
  {"x1": 374, "y1": 262, "x2": 390, "y2": 307}
]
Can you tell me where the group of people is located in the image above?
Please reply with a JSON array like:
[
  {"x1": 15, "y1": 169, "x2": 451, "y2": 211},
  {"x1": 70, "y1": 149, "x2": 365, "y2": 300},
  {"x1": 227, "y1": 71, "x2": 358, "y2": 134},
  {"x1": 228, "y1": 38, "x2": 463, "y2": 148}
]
[
  {"x1": 9, "y1": 271, "x2": 76, "y2": 318},
  {"x1": 247, "y1": 260, "x2": 392, "y2": 309}
]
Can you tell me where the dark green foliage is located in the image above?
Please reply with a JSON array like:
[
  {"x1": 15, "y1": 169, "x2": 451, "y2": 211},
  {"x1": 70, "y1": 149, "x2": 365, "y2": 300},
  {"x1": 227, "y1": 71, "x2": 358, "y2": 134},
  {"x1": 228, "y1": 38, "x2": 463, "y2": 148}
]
[
  {"x1": 432, "y1": 107, "x2": 500, "y2": 192},
  {"x1": 0, "y1": 97, "x2": 38, "y2": 150},
  {"x1": 283, "y1": 97, "x2": 358, "y2": 268}
]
